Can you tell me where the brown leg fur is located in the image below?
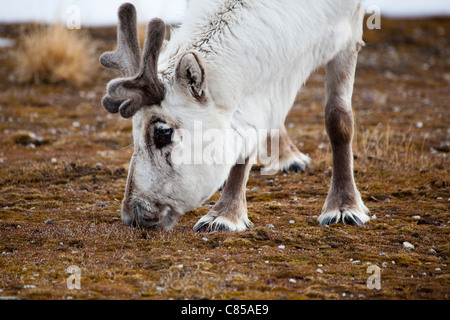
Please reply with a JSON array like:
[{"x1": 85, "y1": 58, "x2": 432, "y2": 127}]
[
  {"x1": 317, "y1": 40, "x2": 370, "y2": 226},
  {"x1": 194, "y1": 157, "x2": 253, "y2": 232},
  {"x1": 262, "y1": 124, "x2": 311, "y2": 174}
]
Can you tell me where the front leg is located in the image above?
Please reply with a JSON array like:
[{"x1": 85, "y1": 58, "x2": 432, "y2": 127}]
[
  {"x1": 318, "y1": 39, "x2": 370, "y2": 226},
  {"x1": 194, "y1": 157, "x2": 253, "y2": 232}
]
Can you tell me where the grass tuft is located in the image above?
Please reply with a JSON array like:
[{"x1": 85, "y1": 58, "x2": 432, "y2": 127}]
[{"x1": 13, "y1": 24, "x2": 96, "y2": 86}]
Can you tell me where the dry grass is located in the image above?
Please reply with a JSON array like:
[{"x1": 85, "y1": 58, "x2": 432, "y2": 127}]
[{"x1": 13, "y1": 24, "x2": 96, "y2": 86}]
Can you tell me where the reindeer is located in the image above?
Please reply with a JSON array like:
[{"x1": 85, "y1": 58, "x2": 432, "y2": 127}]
[{"x1": 99, "y1": 0, "x2": 370, "y2": 231}]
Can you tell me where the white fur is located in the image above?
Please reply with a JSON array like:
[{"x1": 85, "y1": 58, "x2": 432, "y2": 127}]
[{"x1": 121, "y1": 0, "x2": 366, "y2": 229}]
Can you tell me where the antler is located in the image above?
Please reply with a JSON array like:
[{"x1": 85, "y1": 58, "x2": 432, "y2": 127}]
[
  {"x1": 100, "y1": 3, "x2": 166, "y2": 118},
  {"x1": 100, "y1": 3, "x2": 140, "y2": 77}
]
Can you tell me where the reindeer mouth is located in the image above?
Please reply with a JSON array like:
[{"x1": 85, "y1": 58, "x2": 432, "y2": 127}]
[{"x1": 130, "y1": 201, "x2": 173, "y2": 229}]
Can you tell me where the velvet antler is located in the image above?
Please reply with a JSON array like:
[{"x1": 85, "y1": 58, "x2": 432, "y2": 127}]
[{"x1": 100, "y1": 3, "x2": 166, "y2": 118}]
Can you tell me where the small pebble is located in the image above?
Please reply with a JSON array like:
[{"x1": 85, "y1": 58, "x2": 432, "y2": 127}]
[
  {"x1": 371, "y1": 214, "x2": 377, "y2": 220},
  {"x1": 51, "y1": 158, "x2": 57, "y2": 164},
  {"x1": 435, "y1": 268, "x2": 441, "y2": 271},
  {"x1": 428, "y1": 249, "x2": 437, "y2": 254},
  {"x1": 267, "y1": 224, "x2": 275, "y2": 229},
  {"x1": 316, "y1": 268, "x2": 323, "y2": 274},
  {"x1": 403, "y1": 242, "x2": 415, "y2": 250},
  {"x1": 412, "y1": 215, "x2": 421, "y2": 220},
  {"x1": 289, "y1": 220, "x2": 295, "y2": 224},
  {"x1": 289, "y1": 279, "x2": 296, "y2": 284},
  {"x1": 278, "y1": 245, "x2": 286, "y2": 250},
  {"x1": 23, "y1": 285, "x2": 36, "y2": 289},
  {"x1": 44, "y1": 219, "x2": 53, "y2": 225},
  {"x1": 382, "y1": 262, "x2": 389, "y2": 268},
  {"x1": 352, "y1": 260, "x2": 361, "y2": 265},
  {"x1": 177, "y1": 264, "x2": 183, "y2": 269},
  {"x1": 202, "y1": 237, "x2": 208, "y2": 242}
]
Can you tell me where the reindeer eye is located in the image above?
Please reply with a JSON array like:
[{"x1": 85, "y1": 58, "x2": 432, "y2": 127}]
[{"x1": 154, "y1": 126, "x2": 173, "y2": 149}]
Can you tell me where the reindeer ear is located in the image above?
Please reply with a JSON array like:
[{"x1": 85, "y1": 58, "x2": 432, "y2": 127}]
[{"x1": 175, "y1": 52, "x2": 206, "y2": 101}]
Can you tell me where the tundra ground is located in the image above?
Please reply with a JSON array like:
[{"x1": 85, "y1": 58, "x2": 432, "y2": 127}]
[{"x1": 0, "y1": 18, "x2": 448, "y2": 299}]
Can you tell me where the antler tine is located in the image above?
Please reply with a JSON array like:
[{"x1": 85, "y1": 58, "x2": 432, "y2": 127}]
[
  {"x1": 139, "y1": 18, "x2": 166, "y2": 103},
  {"x1": 103, "y1": 18, "x2": 166, "y2": 118},
  {"x1": 100, "y1": 3, "x2": 140, "y2": 77}
]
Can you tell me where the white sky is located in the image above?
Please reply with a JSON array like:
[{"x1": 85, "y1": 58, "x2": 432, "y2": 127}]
[{"x1": 0, "y1": 0, "x2": 448, "y2": 26}]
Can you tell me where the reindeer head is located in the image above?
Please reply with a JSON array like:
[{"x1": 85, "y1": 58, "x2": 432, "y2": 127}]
[{"x1": 100, "y1": 3, "x2": 235, "y2": 229}]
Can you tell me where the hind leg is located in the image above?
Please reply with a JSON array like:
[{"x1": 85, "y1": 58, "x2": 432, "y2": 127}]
[
  {"x1": 317, "y1": 35, "x2": 370, "y2": 226},
  {"x1": 262, "y1": 123, "x2": 311, "y2": 174}
]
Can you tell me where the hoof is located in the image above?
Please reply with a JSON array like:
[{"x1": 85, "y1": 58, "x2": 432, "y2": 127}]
[
  {"x1": 318, "y1": 208, "x2": 370, "y2": 226},
  {"x1": 193, "y1": 215, "x2": 252, "y2": 232},
  {"x1": 283, "y1": 161, "x2": 307, "y2": 173}
]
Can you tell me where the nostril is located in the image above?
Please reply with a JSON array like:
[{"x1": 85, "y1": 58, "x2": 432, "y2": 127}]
[{"x1": 133, "y1": 203, "x2": 160, "y2": 226}]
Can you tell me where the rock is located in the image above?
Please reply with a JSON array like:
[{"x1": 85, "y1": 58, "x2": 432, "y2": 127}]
[
  {"x1": 428, "y1": 248, "x2": 437, "y2": 254},
  {"x1": 278, "y1": 245, "x2": 286, "y2": 250},
  {"x1": 403, "y1": 242, "x2": 415, "y2": 250},
  {"x1": 330, "y1": 242, "x2": 340, "y2": 248},
  {"x1": 95, "y1": 202, "x2": 109, "y2": 208},
  {"x1": 316, "y1": 268, "x2": 323, "y2": 274},
  {"x1": 11, "y1": 131, "x2": 46, "y2": 146},
  {"x1": 412, "y1": 215, "x2": 421, "y2": 220},
  {"x1": 44, "y1": 219, "x2": 53, "y2": 225},
  {"x1": 352, "y1": 260, "x2": 361, "y2": 265},
  {"x1": 267, "y1": 224, "x2": 275, "y2": 230}
]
